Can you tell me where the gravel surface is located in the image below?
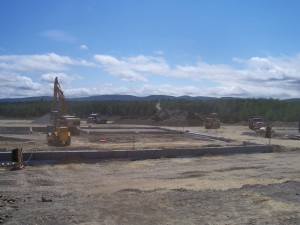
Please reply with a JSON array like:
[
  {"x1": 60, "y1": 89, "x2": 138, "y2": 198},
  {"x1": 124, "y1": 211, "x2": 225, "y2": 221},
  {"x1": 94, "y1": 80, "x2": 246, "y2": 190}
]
[
  {"x1": 1, "y1": 120, "x2": 300, "y2": 224},
  {"x1": 1, "y1": 151, "x2": 300, "y2": 224}
]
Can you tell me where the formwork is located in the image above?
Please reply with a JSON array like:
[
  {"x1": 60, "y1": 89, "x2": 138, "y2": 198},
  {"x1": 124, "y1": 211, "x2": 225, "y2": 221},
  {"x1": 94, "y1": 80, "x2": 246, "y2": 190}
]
[{"x1": 0, "y1": 145, "x2": 274, "y2": 165}]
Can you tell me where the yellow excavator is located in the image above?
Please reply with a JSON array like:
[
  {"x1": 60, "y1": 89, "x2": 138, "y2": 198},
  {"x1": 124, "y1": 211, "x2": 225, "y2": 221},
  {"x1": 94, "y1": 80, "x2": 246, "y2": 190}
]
[
  {"x1": 46, "y1": 77, "x2": 80, "y2": 146},
  {"x1": 46, "y1": 115, "x2": 71, "y2": 146}
]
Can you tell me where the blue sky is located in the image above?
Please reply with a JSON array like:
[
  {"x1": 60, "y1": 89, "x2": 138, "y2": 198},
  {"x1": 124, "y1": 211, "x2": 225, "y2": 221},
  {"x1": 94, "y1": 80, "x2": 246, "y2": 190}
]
[{"x1": 1, "y1": 0, "x2": 300, "y2": 99}]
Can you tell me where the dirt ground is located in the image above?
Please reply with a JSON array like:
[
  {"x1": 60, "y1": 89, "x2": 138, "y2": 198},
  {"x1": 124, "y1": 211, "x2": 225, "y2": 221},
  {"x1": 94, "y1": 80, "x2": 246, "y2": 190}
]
[
  {"x1": 0, "y1": 120, "x2": 299, "y2": 152},
  {"x1": 1, "y1": 120, "x2": 300, "y2": 224},
  {"x1": 1, "y1": 152, "x2": 300, "y2": 225}
]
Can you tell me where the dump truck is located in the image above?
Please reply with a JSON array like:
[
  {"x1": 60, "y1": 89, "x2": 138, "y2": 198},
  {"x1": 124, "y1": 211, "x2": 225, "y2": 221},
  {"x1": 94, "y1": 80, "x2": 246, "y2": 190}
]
[
  {"x1": 248, "y1": 116, "x2": 265, "y2": 131},
  {"x1": 87, "y1": 113, "x2": 107, "y2": 124},
  {"x1": 204, "y1": 113, "x2": 220, "y2": 129}
]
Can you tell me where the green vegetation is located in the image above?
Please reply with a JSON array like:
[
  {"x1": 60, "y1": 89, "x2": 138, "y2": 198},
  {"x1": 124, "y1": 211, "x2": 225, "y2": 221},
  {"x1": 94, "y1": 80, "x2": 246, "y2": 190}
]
[
  {"x1": 160, "y1": 98, "x2": 300, "y2": 123},
  {"x1": 0, "y1": 100, "x2": 157, "y2": 119},
  {"x1": 0, "y1": 98, "x2": 299, "y2": 123},
  {"x1": 0, "y1": 100, "x2": 50, "y2": 119},
  {"x1": 68, "y1": 101, "x2": 157, "y2": 118}
]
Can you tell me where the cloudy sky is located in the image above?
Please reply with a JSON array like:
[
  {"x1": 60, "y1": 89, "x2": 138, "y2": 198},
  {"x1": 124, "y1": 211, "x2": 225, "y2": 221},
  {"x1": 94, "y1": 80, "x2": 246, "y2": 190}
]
[{"x1": 1, "y1": 0, "x2": 300, "y2": 99}]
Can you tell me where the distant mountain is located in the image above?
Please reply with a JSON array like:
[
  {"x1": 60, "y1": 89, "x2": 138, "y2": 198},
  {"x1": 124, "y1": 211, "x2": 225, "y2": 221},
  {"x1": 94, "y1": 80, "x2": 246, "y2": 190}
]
[
  {"x1": 283, "y1": 98, "x2": 300, "y2": 103},
  {"x1": 73, "y1": 94, "x2": 179, "y2": 101},
  {"x1": 179, "y1": 95, "x2": 216, "y2": 100},
  {"x1": 1, "y1": 95, "x2": 298, "y2": 102},
  {"x1": 0, "y1": 95, "x2": 216, "y2": 102},
  {"x1": 0, "y1": 96, "x2": 52, "y2": 102},
  {"x1": 75, "y1": 95, "x2": 217, "y2": 101}
]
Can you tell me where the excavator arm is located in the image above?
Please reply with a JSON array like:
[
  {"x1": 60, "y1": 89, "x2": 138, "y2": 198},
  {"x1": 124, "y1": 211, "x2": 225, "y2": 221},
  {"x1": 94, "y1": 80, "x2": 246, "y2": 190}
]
[
  {"x1": 49, "y1": 77, "x2": 80, "y2": 136},
  {"x1": 52, "y1": 77, "x2": 66, "y2": 115}
]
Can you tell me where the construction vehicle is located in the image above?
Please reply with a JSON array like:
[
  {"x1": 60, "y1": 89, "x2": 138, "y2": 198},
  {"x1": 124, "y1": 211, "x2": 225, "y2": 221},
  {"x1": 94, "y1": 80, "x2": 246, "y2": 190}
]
[
  {"x1": 46, "y1": 116, "x2": 71, "y2": 146},
  {"x1": 87, "y1": 113, "x2": 107, "y2": 124},
  {"x1": 46, "y1": 77, "x2": 79, "y2": 146},
  {"x1": 248, "y1": 116, "x2": 265, "y2": 131},
  {"x1": 49, "y1": 77, "x2": 80, "y2": 135},
  {"x1": 204, "y1": 113, "x2": 221, "y2": 129}
]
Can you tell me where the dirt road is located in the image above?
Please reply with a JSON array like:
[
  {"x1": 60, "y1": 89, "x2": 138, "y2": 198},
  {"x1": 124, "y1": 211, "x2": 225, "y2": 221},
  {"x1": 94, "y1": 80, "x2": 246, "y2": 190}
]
[{"x1": 1, "y1": 151, "x2": 300, "y2": 225}]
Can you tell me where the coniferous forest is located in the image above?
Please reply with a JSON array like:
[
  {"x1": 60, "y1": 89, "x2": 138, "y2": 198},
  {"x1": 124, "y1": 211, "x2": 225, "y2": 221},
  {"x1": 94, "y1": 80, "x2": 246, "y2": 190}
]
[{"x1": 0, "y1": 98, "x2": 300, "y2": 123}]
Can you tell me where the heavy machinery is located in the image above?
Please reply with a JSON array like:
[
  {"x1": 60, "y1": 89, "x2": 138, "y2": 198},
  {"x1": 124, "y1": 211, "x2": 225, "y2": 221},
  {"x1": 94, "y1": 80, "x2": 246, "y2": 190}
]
[
  {"x1": 50, "y1": 77, "x2": 80, "y2": 135},
  {"x1": 46, "y1": 77, "x2": 80, "y2": 146},
  {"x1": 46, "y1": 120, "x2": 71, "y2": 146},
  {"x1": 248, "y1": 116, "x2": 265, "y2": 131},
  {"x1": 204, "y1": 113, "x2": 221, "y2": 129},
  {"x1": 87, "y1": 113, "x2": 107, "y2": 124}
]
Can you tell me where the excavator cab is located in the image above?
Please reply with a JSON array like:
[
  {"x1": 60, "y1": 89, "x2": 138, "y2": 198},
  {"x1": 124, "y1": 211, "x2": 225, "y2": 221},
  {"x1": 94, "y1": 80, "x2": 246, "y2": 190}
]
[
  {"x1": 46, "y1": 111, "x2": 71, "y2": 146},
  {"x1": 47, "y1": 112, "x2": 71, "y2": 146}
]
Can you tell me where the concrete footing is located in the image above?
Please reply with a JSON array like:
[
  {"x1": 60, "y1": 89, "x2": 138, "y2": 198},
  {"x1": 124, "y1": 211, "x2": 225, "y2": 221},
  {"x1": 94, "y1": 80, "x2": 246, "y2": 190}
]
[{"x1": 0, "y1": 145, "x2": 274, "y2": 164}]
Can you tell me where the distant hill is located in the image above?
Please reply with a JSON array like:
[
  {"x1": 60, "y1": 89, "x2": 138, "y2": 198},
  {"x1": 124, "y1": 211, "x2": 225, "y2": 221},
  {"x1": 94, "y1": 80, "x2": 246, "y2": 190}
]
[
  {"x1": 72, "y1": 95, "x2": 172, "y2": 101},
  {"x1": 0, "y1": 95, "x2": 299, "y2": 102},
  {"x1": 283, "y1": 98, "x2": 300, "y2": 103},
  {"x1": 0, "y1": 96, "x2": 52, "y2": 102},
  {"x1": 0, "y1": 95, "x2": 216, "y2": 102}
]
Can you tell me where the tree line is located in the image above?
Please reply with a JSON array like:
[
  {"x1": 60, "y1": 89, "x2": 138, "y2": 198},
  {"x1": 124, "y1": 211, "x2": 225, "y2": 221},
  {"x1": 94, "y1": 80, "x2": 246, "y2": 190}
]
[
  {"x1": 0, "y1": 98, "x2": 299, "y2": 123},
  {"x1": 160, "y1": 98, "x2": 300, "y2": 123},
  {"x1": 0, "y1": 100, "x2": 157, "y2": 119}
]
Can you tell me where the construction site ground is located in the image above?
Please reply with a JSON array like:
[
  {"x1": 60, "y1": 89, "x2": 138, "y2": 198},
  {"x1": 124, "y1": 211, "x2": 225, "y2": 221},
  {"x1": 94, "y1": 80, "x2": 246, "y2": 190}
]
[
  {"x1": 0, "y1": 120, "x2": 299, "y2": 152},
  {"x1": 0, "y1": 119, "x2": 300, "y2": 224}
]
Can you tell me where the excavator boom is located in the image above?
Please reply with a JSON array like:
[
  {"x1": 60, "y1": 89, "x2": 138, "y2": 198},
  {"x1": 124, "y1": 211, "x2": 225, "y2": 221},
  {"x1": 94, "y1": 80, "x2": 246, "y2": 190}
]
[
  {"x1": 51, "y1": 77, "x2": 80, "y2": 135},
  {"x1": 52, "y1": 77, "x2": 66, "y2": 115},
  {"x1": 47, "y1": 77, "x2": 80, "y2": 146}
]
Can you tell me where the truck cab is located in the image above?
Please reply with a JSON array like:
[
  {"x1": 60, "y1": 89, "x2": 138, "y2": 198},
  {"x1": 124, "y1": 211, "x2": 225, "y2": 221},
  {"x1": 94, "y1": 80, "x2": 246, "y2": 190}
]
[
  {"x1": 248, "y1": 116, "x2": 266, "y2": 130},
  {"x1": 87, "y1": 113, "x2": 107, "y2": 124}
]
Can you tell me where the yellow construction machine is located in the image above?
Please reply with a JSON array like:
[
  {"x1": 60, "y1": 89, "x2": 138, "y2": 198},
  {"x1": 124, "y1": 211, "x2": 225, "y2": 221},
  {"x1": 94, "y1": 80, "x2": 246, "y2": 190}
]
[
  {"x1": 204, "y1": 113, "x2": 221, "y2": 129},
  {"x1": 46, "y1": 77, "x2": 80, "y2": 146},
  {"x1": 46, "y1": 121, "x2": 71, "y2": 146}
]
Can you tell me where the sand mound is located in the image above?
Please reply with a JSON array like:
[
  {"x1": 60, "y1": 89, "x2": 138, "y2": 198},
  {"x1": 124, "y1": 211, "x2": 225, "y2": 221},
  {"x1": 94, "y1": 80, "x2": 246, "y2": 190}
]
[{"x1": 31, "y1": 113, "x2": 51, "y2": 125}]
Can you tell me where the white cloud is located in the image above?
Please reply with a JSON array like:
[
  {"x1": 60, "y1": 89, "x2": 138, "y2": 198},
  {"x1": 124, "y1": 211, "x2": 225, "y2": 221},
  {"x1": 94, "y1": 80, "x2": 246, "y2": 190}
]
[
  {"x1": 55, "y1": 53, "x2": 300, "y2": 98},
  {"x1": 139, "y1": 84, "x2": 200, "y2": 96},
  {"x1": 0, "y1": 74, "x2": 44, "y2": 98},
  {"x1": 80, "y1": 44, "x2": 88, "y2": 50},
  {"x1": 0, "y1": 52, "x2": 300, "y2": 99},
  {"x1": 173, "y1": 61, "x2": 239, "y2": 82},
  {"x1": 94, "y1": 55, "x2": 147, "y2": 82},
  {"x1": 66, "y1": 87, "x2": 97, "y2": 96},
  {"x1": 161, "y1": 55, "x2": 300, "y2": 98},
  {"x1": 0, "y1": 74, "x2": 39, "y2": 90},
  {"x1": 0, "y1": 53, "x2": 88, "y2": 98},
  {"x1": 40, "y1": 30, "x2": 76, "y2": 43},
  {"x1": 94, "y1": 55, "x2": 123, "y2": 66},
  {"x1": 40, "y1": 73, "x2": 80, "y2": 84},
  {"x1": 94, "y1": 54, "x2": 170, "y2": 82},
  {"x1": 0, "y1": 53, "x2": 90, "y2": 72},
  {"x1": 64, "y1": 84, "x2": 201, "y2": 97}
]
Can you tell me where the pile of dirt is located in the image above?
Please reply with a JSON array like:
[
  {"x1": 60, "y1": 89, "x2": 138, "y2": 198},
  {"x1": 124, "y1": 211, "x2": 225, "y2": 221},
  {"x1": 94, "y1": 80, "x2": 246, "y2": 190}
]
[
  {"x1": 113, "y1": 109, "x2": 204, "y2": 126},
  {"x1": 30, "y1": 113, "x2": 50, "y2": 125},
  {"x1": 154, "y1": 109, "x2": 203, "y2": 126}
]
